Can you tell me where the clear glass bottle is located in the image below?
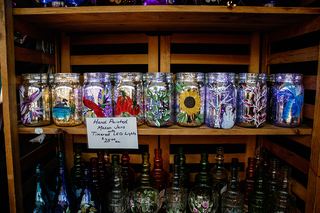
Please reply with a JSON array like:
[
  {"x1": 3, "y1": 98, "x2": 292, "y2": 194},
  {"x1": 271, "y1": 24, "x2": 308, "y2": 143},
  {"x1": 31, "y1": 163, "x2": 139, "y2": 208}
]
[
  {"x1": 78, "y1": 167, "x2": 98, "y2": 213},
  {"x1": 19, "y1": 73, "x2": 51, "y2": 126},
  {"x1": 248, "y1": 166, "x2": 267, "y2": 213},
  {"x1": 195, "y1": 152, "x2": 213, "y2": 187},
  {"x1": 178, "y1": 147, "x2": 190, "y2": 192},
  {"x1": 240, "y1": 157, "x2": 257, "y2": 212},
  {"x1": 271, "y1": 73, "x2": 304, "y2": 127},
  {"x1": 90, "y1": 157, "x2": 103, "y2": 212},
  {"x1": 70, "y1": 145, "x2": 84, "y2": 200},
  {"x1": 175, "y1": 72, "x2": 205, "y2": 127},
  {"x1": 107, "y1": 165, "x2": 129, "y2": 213},
  {"x1": 121, "y1": 150, "x2": 135, "y2": 192},
  {"x1": 165, "y1": 155, "x2": 188, "y2": 213},
  {"x1": 254, "y1": 147, "x2": 263, "y2": 169},
  {"x1": 266, "y1": 158, "x2": 280, "y2": 211},
  {"x1": 145, "y1": 72, "x2": 174, "y2": 127},
  {"x1": 52, "y1": 73, "x2": 82, "y2": 126},
  {"x1": 98, "y1": 150, "x2": 109, "y2": 207},
  {"x1": 206, "y1": 72, "x2": 237, "y2": 129},
  {"x1": 221, "y1": 158, "x2": 244, "y2": 213},
  {"x1": 151, "y1": 148, "x2": 168, "y2": 192},
  {"x1": 83, "y1": 72, "x2": 113, "y2": 125},
  {"x1": 113, "y1": 72, "x2": 144, "y2": 125},
  {"x1": 236, "y1": 73, "x2": 267, "y2": 128},
  {"x1": 188, "y1": 185, "x2": 219, "y2": 213}
]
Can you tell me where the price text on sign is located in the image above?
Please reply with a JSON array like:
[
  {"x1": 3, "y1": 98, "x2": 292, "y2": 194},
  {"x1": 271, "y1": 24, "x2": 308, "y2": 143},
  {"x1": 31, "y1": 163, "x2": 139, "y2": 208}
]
[{"x1": 86, "y1": 117, "x2": 138, "y2": 149}]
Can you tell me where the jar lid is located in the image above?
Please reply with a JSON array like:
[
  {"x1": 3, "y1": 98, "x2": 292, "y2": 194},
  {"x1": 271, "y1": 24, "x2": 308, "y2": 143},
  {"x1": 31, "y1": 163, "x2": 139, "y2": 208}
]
[
  {"x1": 275, "y1": 73, "x2": 303, "y2": 82},
  {"x1": 176, "y1": 72, "x2": 204, "y2": 82},
  {"x1": 146, "y1": 72, "x2": 173, "y2": 81},
  {"x1": 54, "y1": 73, "x2": 80, "y2": 82},
  {"x1": 238, "y1": 73, "x2": 266, "y2": 84},
  {"x1": 116, "y1": 72, "x2": 143, "y2": 81},
  {"x1": 207, "y1": 72, "x2": 231, "y2": 83},
  {"x1": 84, "y1": 72, "x2": 111, "y2": 82},
  {"x1": 22, "y1": 73, "x2": 48, "y2": 81}
]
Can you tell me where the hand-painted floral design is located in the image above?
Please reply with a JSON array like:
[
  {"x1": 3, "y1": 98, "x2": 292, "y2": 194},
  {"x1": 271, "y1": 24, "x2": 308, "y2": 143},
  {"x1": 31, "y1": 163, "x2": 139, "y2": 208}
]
[
  {"x1": 130, "y1": 189, "x2": 160, "y2": 213},
  {"x1": 19, "y1": 86, "x2": 43, "y2": 124},
  {"x1": 189, "y1": 197, "x2": 214, "y2": 213},
  {"x1": 83, "y1": 88, "x2": 112, "y2": 119},
  {"x1": 242, "y1": 82, "x2": 267, "y2": 128},
  {"x1": 278, "y1": 83, "x2": 303, "y2": 120},
  {"x1": 114, "y1": 90, "x2": 141, "y2": 118}
]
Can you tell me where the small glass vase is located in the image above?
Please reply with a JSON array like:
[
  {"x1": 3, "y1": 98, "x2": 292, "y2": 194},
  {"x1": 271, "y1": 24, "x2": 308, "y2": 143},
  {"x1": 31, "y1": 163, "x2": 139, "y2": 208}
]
[
  {"x1": 130, "y1": 186, "x2": 161, "y2": 213},
  {"x1": 188, "y1": 185, "x2": 219, "y2": 213}
]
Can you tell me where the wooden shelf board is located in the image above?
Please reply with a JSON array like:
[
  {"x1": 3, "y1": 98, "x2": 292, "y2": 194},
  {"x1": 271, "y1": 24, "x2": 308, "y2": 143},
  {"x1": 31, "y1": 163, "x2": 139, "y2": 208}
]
[
  {"x1": 13, "y1": 6, "x2": 320, "y2": 33},
  {"x1": 18, "y1": 122, "x2": 312, "y2": 135}
]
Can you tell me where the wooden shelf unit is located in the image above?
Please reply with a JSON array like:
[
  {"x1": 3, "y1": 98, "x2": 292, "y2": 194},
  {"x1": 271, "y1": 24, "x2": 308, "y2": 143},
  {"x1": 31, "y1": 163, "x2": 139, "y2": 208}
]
[{"x1": 1, "y1": 0, "x2": 320, "y2": 212}]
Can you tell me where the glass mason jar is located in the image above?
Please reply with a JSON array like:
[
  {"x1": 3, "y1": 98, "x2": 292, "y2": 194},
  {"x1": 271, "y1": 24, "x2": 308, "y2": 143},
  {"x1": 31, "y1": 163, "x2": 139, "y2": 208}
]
[
  {"x1": 236, "y1": 73, "x2": 267, "y2": 128},
  {"x1": 271, "y1": 73, "x2": 304, "y2": 127},
  {"x1": 83, "y1": 72, "x2": 113, "y2": 125},
  {"x1": 145, "y1": 72, "x2": 174, "y2": 127},
  {"x1": 205, "y1": 72, "x2": 237, "y2": 129},
  {"x1": 175, "y1": 72, "x2": 205, "y2": 127},
  {"x1": 19, "y1": 73, "x2": 51, "y2": 126},
  {"x1": 52, "y1": 73, "x2": 82, "y2": 126},
  {"x1": 266, "y1": 74, "x2": 275, "y2": 121},
  {"x1": 113, "y1": 72, "x2": 144, "y2": 126}
]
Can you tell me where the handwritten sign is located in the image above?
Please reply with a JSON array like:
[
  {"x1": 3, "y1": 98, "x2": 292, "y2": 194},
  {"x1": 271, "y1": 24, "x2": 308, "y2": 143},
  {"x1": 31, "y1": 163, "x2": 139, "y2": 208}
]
[{"x1": 86, "y1": 117, "x2": 138, "y2": 149}]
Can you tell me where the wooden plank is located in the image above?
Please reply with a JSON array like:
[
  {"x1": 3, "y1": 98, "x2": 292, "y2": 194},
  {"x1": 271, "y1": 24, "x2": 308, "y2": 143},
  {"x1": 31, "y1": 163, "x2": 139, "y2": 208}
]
[
  {"x1": 148, "y1": 36, "x2": 159, "y2": 73},
  {"x1": 148, "y1": 135, "x2": 159, "y2": 173},
  {"x1": 54, "y1": 32, "x2": 60, "y2": 74},
  {"x1": 169, "y1": 153, "x2": 246, "y2": 164},
  {"x1": 245, "y1": 136, "x2": 256, "y2": 170},
  {"x1": 14, "y1": 46, "x2": 55, "y2": 65},
  {"x1": 263, "y1": 138, "x2": 309, "y2": 175},
  {"x1": 71, "y1": 54, "x2": 148, "y2": 65},
  {"x1": 64, "y1": 134, "x2": 74, "y2": 173},
  {"x1": 304, "y1": 75, "x2": 317, "y2": 91},
  {"x1": 171, "y1": 54, "x2": 250, "y2": 65},
  {"x1": 267, "y1": 46, "x2": 319, "y2": 65},
  {"x1": 160, "y1": 35, "x2": 171, "y2": 73},
  {"x1": 160, "y1": 136, "x2": 170, "y2": 186},
  {"x1": 260, "y1": 33, "x2": 270, "y2": 75},
  {"x1": 285, "y1": 135, "x2": 312, "y2": 148},
  {"x1": 303, "y1": 104, "x2": 314, "y2": 120},
  {"x1": 61, "y1": 33, "x2": 70, "y2": 73},
  {"x1": 249, "y1": 32, "x2": 260, "y2": 73},
  {"x1": 1, "y1": 1, "x2": 23, "y2": 212},
  {"x1": 170, "y1": 135, "x2": 249, "y2": 144},
  {"x1": 20, "y1": 137, "x2": 58, "y2": 172},
  {"x1": 171, "y1": 33, "x2": 251, "y2": 44},
  {"x1": 291, "y1": 177, "x2": 307, "y2": 202},
  {"x1": 73, "y1": 134, "x2": 155, "y2": 145},
  {"x1": 70, "y1": 33, "x2": 148, "y2": 45}
]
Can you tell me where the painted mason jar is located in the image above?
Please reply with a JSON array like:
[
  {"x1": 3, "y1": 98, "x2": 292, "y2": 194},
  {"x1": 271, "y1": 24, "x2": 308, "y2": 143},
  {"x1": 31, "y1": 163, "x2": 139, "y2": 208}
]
[
  {"x1": 175, "y1": 72, "x2": 205, "y2": 127},
  {"x1": 113, "y1": 72, "x2": 144, "y2": 126},
  {"x1": 266, "y1": 74, "x2": 275, "y2": 121},
  {"x1": 19, "y1": 73, "x2": 51, "y2": 126},
  {"x1": 145, "y1": 72, "x2": 174, "y2": 127},
  {"x1": 236, "y1": 73, "x2": 267, "y2": 128},
  {"x1": 271, "y1": 73, "x2": 304, "y2": 127},
  {"x1": 52, "y1": 73, "x2": 83, "y2": 126},
  {"x1": 83, "y1": 72, "x2": 113, "y2": 125},
  {"x1": 205, "y1": 72, "x2": 237, "y2": 129}
]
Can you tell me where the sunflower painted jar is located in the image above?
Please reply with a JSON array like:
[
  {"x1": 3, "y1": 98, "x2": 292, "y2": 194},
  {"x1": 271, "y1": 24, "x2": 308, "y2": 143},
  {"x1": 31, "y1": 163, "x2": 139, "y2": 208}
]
[
  {"x1": 145, "y1": 72, "x2": 174, "y2": 127},
  {"x1": 236, "y1": 73, "x2": 267, "y2": 128},
  {"x1": 19, "y1": 73, "x2": 51, "y2": 126},
  {"x1": 113, "y1": 72, "x2": 144, "y2": 126},
  {"x1": 175, "y1": 72, "x2": 205, "y2": 127},
  {"x1": 205, "y1": 72, "x2": 237, "y2": 129},
  {"x1": 52, "y1": 73, "x2": 83, "y2": 126},
  {"x1": 83, "y1": 72, "x2": 113, "y2": 125},
  {"x1": 271, "y1": 73, "x2": 304, "y2": 127}
]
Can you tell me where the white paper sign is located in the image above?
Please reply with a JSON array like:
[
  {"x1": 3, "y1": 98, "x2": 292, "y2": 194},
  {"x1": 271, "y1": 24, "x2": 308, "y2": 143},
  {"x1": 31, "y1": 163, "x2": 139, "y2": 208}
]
[{"x1": 86, "y1": 117, "x2": 138, "y2": 149}]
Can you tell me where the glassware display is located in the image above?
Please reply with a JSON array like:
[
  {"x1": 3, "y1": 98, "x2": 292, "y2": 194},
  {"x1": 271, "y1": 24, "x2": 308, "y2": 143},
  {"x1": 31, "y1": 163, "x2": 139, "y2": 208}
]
[
  {"x1": 240, "y1": 157, "x2": 257, "y2": 212},
  {"x1": 137, "y1": 152, "x2": 155, "y2": 187},
  {"x1": 221, "y1": 158, "x2": 244, "y2": 213},
  {"x1": 90, "y1": 157, "x2": 104, "y2": 212},
  {"x1": 266, "y1": 74, "x2": 275, "y2": 121},
  {"x1": 266, "y1": 158, "x2": 280, "y2": 210},
  {"x1": 78, "y1": 167, "x2": 98, "y2": 212},
  {"x1": 151, "y1": 148, "x2": 168, "y2": 193},
  {"x1": 145, "y1": 72, "x2": 174, "y2": 127},
  {"x1": 83, "y1": 72, "x2": 113, "y2": 125},
  {"x1": 19, "y1": 73, "x2": 51, "y2": 126},
  {"x1": 165, "y1": 155, "x2": 188, "y2": 213},
  {"x1": 178, "y1": 147, "x2": 190, "y2": 192},
  {"x1": 113, "y1": 72, "x2": 144, "y2": 126},
  {"x1": 175, "y1": 72, "x2": 205, "y2": 127},
  {"x1": 188, "y1": 185, "x2": 219, "y2": 213},
  {"x1": 254, "y1": 147, "x2": 263, "y2": 168},
  {"x1": 205, "y1": 72, "x2": 237, "y2": 129},
  {"x1": 97, "y1": 150, "x2": 110, "y2": 206},
  {"x1": 107, "y1": 165, "x2": 129, "y2": 213},
  {"x1": 271, "y1": 73, "x2": 304, "y2": 127},
  {"x1": 70, "y1": 145, "x2": 84, "y2": 201},
  {"x1": 52, "y1": 73, "x2": 82, "y2": 126},
  {"x1": 211, "y1": 147, "x2": 228, "y2": 213},
  {"x1": 236, "y1": 73, "x2": 267, "y2": 128},
  {"x1": 121, "y1": 150, "x2": 135, "y2": 192},
  {"x1": 248, "y1": 166, "x2": 267, "y2": 212},
  {"x1": 195, "y1": 152, "x2": 213, "y2": 187}
]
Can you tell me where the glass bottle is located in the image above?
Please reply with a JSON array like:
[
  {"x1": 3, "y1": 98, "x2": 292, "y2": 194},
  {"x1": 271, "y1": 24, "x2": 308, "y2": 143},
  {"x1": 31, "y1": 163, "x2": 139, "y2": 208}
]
[
  {"x1": 266, "y1": 158, "x2": 280, "y2": 210},
  {"x1": 165, "y1": 155, "x2": 188, "y2": 213},
  {"x1": 112, "y1": 155, "x2": 120, "y2": 171},
  {"x1": 31, "y1": 164, "x2": 54, "y2": 213},
  {"x1": 270, "y1": 166, "x2": 296, "y2": 213},
  {"x1": 98, "y1": 150, "x2": 109, "y2": 207},
  {"x1": 266, "y1": 74, "x2": 275, "y2": 121},
  {"x1": 19, "y1": 73, "x2": 51, "y2": 126},
  {"x1": 188, "y1": 185, "x2": 219, "y2": 213},
  {"x1": 151, "y1": 148, "x2": 168, "y2": 192},
  {"x1": 254, "y1": 146, "x2": 263, "y2": 169},
  {"x1": 195, "y1": 152, "x2": 213, "y2": 187},
  {"x1": 221, "y1": 158, "x2": 244, "y2": 213},
  {"x1": 272, "y1": 73, "x2": 304, "y2": 127},
  {"x1": 175, "y1": 72, "x2": 205, "y2": 127},
  {"x1": 206, "y1": 72, "x2": 237, "y2": 129},
  {"x1": 178, "y1": 147, "x2": 190, "y2": 192},
  {"x1": 90, "y1": 157, "x2": 102, "y2": 213},
  {"x1": 240, "y1": 157, "x2": 257, "y2": 212},
  {"x1": 137, "y1": 152, "x2": 155, "y2": 187},
  {"x1": 145, "y1": 72, "x2": 174, "y2": 127},
  {"x1": 248, "y1": 166, "x2": 267, "y2": 213},
  {"x1": 56, "y1": 150, "x2": 75, "y2": 196},
  {"x1": 210, "y1": 147, "x2": 228, "y2": 213},
  {"x1": 52, "y1": 73, "x2": 83, "y2": 126},
  {"x1": 104, "y1": 150, "x2": 112, "y2": 174},
  {"x1": 107, "y1": 165, "x2": 129, "y2": 213},
  {"x1": 121, "y1": 150, "x2": 135, "y2": 192},
  {"x1": 70, "y1": 145, "x2": 84, "y2": 200},
  {"x1": 78, "y1": 167, "x2": 98, "y2": 213},
  {"x1": 83, "y1": 72, "x2": 113, "y2": 125},
  {"x1": 113, "y1": 72, "x2": 144, "y2": 125},
  {"x1": 236, "y1": 73, "x2": 267, "y2": 128}
]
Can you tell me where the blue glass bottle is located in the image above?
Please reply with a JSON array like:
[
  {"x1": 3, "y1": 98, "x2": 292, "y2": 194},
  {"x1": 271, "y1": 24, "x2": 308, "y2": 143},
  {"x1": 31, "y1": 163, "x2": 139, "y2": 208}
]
[{"x1": 78, "y1": 167, "x2": 98, "y2": 212}]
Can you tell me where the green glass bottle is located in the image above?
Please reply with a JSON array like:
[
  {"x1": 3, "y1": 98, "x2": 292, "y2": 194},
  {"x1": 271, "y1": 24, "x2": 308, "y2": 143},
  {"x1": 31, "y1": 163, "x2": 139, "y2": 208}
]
[
  {"x1": 195, "y1": 152, "x2": 213, "y2": 187},
  {"x1": 248, "y1": 166, "x2": 267, "y2": 213},
  {"x1": 137, "y1": 152, "x2": 155, "y2": 187},
  {"x1": 70, "y1": 145, "x2": 84, "y2": 200},
  {"x1": 178, "y1": 147, "x2": 190, "y2": 191}
]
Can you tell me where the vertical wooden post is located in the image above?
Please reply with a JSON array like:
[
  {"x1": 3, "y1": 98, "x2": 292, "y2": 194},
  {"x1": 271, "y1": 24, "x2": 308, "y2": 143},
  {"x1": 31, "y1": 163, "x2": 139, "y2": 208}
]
[
  {"x1": 160, "y1": 135, "x2": 170, "y2": 186},
  {"x1": 148, "y1": 36, "x2": 159, "y2": 73},
  {"x1": 160, "y1": 35, "x2": 171, "y2": 73},
  {"x1": 245, "y1": 136, "x2": 256, "y2": 174},
  {"x1": 54, "y1": 33, "x2": 61, "y2": 74},
  {"x1": 64, "y1": 135, "x2": 74, "y2": 173},
  {"x1": 260, "y1": 33, "x2": 270, "y2": 75},
  {"x1": 249, "y1": 32, "x2": 260, "y2": 74},
  {"x1": 61, "y1": 33, "x2": 71, "y2": 73},
  {"x1": 0, "y1": 1, "x2": 23, "y2": 212}
]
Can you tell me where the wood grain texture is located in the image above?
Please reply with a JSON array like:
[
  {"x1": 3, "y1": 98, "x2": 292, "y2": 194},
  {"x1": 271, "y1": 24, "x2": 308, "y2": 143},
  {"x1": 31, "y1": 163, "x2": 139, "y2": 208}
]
[
  {"x1": 15, "y1": 46, "x2": 55, "y2": 64},
  {"x1": 61, "y1": 34, "x2": 71, "y2": 73},
  {"x1": 70, "y1": 33, "x2": 148, "y2": 45},
  {"x1": 291, "y1": 177, "x2": 307, "y2": 202},
  {"x1": 249, "y1": 32, "x2": 260, "y2": 73},
  {"x1": 245, "y1": 136, "x2": 256, "y2": 171},
  {"x1": 169, "y1": 153, "x2": 247, "y2": 164},
  {"x1": 71, "y1": 54, "x2": 148, "y2": 65},
  {"x1": 171, "y1": 54, "x2": 250, "y2": 65},
  {"x1": 171, "y1": 33, "x2": 251, "y2": 44},
  {"x1": 285, "y1": 135, "x2": 312, "y2": 148},
  {"x1": 303, "y1": 103, "x2": 314, "y2": 120},
  {"x1": 64, "y1": 134, "x2": 74, "y2": 173},
  {"x1": 148, "y1": 36, "x2": 159, "y2": 73},
  {"x1": 304, "y1": 75, "x2": 317, "y2": 90},
  {"x1": 260, "y1": 33, "x2": 270, "y2": 75},
  {"x1": 160, "y1": 36, "x2": 171, "y2": 73},
  {"x1": 160, "y1": 135, "x2": 170, "y2": 186}
]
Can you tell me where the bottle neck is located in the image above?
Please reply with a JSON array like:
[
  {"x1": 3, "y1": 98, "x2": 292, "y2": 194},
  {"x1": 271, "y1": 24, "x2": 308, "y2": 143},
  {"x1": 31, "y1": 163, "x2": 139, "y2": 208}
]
[
  {"x1": 200, "y1": 154, "x2": 210, "y2": 172},
  {"x1": 172, "y1": 164, "x2": 180, "y2": 188},
  {"x1": 228, "y1": 167, "x2": 240, "y2": 191}
]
